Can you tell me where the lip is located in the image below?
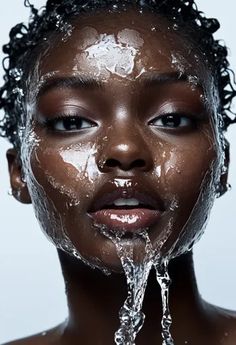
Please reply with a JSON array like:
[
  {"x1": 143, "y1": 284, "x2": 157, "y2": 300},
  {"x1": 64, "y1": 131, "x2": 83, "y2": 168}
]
[
  {"x1": 88, "y1": 208, "x2": 162, "y2": 233},
  {"x1": 87, "y1": 180, "x2": 164, "y2": 234}
]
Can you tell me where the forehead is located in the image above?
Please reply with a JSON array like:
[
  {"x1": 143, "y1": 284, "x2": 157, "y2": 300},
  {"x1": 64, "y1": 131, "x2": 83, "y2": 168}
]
[{"x1": 36, "y1": 10, "x2": 211, "y2": 90}]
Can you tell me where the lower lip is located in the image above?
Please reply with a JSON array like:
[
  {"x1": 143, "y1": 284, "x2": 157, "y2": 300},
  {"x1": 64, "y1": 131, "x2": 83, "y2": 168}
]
[{"x1": 88, "y1": 208, "x2": 162, "y2": 233}]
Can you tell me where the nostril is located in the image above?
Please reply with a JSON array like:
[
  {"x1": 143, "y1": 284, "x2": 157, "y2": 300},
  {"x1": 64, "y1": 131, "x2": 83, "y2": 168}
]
[
  {"x1": 104, "y1": 158, "x2": 146, "y2": 170},
  {"x1": 130, "y1": 159, "x2": 146, "y2": 169},
  {"x1": 106, "y1": 158, "x2": 120, "y2": 168}
]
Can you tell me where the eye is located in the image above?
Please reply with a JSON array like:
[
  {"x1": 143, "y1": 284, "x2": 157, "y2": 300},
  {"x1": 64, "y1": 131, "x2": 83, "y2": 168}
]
[
  {"x1": 46, "y1": 115, "x2": 97, "y2": 132},
  {"x1": 149, "y1": 113, "x2": 194, "y2": 129}
]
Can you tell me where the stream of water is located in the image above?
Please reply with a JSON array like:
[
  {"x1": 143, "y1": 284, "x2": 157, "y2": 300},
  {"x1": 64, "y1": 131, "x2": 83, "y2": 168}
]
[{"x1": 107, "y1": 230, "x2": 174, "y2": 345}]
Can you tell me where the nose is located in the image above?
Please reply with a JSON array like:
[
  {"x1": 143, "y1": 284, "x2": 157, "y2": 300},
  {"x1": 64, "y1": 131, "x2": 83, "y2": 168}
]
[{"x1": 97, "y1": 127, "x2": 153, "y2": 173}]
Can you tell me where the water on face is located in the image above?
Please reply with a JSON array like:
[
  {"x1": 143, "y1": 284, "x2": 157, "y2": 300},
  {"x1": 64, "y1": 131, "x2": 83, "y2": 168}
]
[
  {"x1": 9, "y1": 6, "x2": 226, "y2": 344},
  {"x1": 20, "y1": 56, "x2": 220, "y2": 345}
]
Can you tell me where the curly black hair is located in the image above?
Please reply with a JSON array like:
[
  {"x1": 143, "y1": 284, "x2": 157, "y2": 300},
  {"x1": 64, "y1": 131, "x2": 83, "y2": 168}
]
[{"x1": 0, "y1": 0, "x2": 236, "y2": 149}]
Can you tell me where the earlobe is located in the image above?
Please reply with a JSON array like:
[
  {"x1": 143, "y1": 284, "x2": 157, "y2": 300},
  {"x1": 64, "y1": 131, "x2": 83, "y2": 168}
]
[{"x1": 6, "y1": 148, "x2": 32, "y2": 204}]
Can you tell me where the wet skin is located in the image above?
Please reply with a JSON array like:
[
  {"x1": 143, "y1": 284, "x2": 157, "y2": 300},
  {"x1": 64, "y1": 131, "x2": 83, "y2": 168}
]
[
  {"x1": 6, "y1": 9, "x2": 236, "y2": 345},
  {"x1": 21, "y1": 12, "x2": 221, "y2": 269}
]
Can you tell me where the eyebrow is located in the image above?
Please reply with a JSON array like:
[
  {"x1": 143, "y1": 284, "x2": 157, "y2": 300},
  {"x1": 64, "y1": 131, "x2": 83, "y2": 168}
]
[
  {"x1": 37, "y1": 71, "x2": 202, "y2": 99},
  {"x1": 37, "y1": 75, "x2": 104, "y2": 98},
  {"x1": 139, "y1": 71, "x2": 202, "y2": 89}
]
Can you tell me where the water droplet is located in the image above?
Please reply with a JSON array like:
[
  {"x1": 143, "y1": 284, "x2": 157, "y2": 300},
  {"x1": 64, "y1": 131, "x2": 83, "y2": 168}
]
[
  {"x1": 173, "y1": 23, "x2": 178, "y2": 31},
  {"x1": 12, "y1": 87, "x2": 24, "y2": 97},
  {"x1": 9, "y1": 68, "x2": 23, "y2": 81},
  {"x1": 61, "y1": 22, "x2": 74, "y2": 42}
]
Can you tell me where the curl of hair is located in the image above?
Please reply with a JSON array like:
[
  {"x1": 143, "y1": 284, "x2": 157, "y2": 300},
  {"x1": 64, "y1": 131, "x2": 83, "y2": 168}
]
[{"x1": 1, "y1": 0, "x2": 236, "y2": 148}]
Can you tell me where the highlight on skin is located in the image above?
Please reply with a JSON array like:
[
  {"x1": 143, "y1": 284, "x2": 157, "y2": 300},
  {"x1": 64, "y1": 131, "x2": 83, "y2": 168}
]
[
  {"x1": 0, "y1": 0, "x2": 236, "y2": 149},
  {"x1": 1, "y1": 1, "x2": 236, "y2": 345},
  {"x1": 0, "y1": 0, "x2": 235, "y2": 270}
]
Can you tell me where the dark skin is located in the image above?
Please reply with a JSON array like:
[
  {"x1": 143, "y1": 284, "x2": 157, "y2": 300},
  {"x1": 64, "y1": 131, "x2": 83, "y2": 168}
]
[{"x1": 5, "y1": 9, "x2": 236, "y2": 345}]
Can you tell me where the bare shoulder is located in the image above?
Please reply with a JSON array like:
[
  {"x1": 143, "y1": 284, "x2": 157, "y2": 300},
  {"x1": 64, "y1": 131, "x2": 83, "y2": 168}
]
[
  {"x1": 1, "y1": 324, "x2": 65, "y2": 345},
  {"x1": 204, "y1": 301, "x2": 236, "y2": 344},
  {"x1": 216, "y1": 306, "x2": 236, "y2": 345}
]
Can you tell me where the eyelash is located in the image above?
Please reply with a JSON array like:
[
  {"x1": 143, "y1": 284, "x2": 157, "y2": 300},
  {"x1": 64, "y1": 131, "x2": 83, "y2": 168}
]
[
  {"x1": 44, "y1": 112, "x2": 197, "y2": 133},
  {"x1": 45, "y1": 114, "x2": 97, "y2": 132},
  {"x1": 149, "y1": 113, "x2": 197, "y2": 130}
]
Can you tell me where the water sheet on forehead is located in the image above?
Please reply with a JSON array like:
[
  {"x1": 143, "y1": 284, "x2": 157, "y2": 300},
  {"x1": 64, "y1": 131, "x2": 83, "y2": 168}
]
[{"x1": 75, "y1": 27, "x2": 144, "y2": 78}]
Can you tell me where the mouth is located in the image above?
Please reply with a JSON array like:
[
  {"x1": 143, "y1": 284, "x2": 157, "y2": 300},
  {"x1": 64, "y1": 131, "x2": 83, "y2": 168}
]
[{"x1": 88, "y1": 183, "x2": 164, "y2": 234}]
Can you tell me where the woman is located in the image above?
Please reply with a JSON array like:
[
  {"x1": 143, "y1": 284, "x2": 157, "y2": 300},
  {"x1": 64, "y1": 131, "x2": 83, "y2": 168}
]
[{"x1": 1, "y1": 0, "x2": 236, "y2": 344}]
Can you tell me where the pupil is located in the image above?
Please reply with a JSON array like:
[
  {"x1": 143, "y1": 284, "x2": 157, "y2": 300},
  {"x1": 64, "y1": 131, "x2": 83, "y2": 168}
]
[
  {"x1": 63, "y1": 117, "x2": 81, "y2": 130},
  {"x1": 163, "y1": 115, "x2": 180, "y2": 127}
]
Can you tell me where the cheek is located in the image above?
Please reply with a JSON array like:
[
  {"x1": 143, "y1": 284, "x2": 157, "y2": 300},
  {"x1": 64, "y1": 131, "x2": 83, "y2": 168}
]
[
  {"x1": 153, "y1": 132, "x2": 219, "y2": 201},
  {"x1": 23, "y1": 139, "x2": 109, "y2": 268},
  {"x1": 28, "y1": 142, "x2": 100, "y2": 209},
  {"x1": 164, "y1": 147, "x2": 213, "y2": 199},
  {"x1": 154, "y1": 136, "x2": 220, "y2": 256}
]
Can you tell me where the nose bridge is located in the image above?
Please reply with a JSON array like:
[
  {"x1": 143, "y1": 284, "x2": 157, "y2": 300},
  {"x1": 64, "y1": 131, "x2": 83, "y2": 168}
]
[
  {"x1": 114, "y1": 119, "x2": 139, "y2": 145},
  {"x1": 98, "y1": 120, "x2": 153, "y2": 172}
]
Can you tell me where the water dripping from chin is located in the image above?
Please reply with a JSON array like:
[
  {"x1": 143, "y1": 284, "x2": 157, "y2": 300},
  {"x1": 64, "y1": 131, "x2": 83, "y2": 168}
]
[
  {"x1": 155, "y1": 260, "x2": 174, "y2": 345},
  {"x1": 98, "y1": 226, "x2": 175, "y2": 345}
]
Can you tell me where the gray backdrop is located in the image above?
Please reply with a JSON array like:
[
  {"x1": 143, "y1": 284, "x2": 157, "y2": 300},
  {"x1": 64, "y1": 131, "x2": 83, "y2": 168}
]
[{"x1": 0, "y1": 1, "x2": 236, "y2": 343}]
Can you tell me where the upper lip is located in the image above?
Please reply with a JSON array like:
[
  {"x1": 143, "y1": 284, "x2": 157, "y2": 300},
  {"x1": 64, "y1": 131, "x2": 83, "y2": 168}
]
[{"x1": 88, "y1": 179, "x2": 165, "y2": 213}]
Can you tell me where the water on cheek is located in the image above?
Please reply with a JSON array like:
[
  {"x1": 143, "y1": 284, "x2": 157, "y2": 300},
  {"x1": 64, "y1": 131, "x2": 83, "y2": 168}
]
[
  {"x1": 19, "y1": 117, "x2": 112, "y2": 273},
  {"x1": 153, "y1": 146, "x2": 181, "y2": 219},
  {"x1": 59, "y1": 142, "x2": 99, "y2": 184},
  {"x1": 20, "y1": 122, "x2": 69, "y2": 247},
  {"x1": 167, "y1": 135, "x2": 223, "y2": 258}
]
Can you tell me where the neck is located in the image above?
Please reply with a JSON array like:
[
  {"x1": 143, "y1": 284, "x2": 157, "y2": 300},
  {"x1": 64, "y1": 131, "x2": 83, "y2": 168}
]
[{"x1": 57, "y1": 250, "x2": 206, "y2": 344}]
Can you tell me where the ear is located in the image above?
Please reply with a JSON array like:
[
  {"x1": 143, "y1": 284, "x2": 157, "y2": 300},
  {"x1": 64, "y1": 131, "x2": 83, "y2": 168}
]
[
  {"x1": 218, "y1": 139, "x2": 230, "y2": 197},
  {"x1": 7, "y1": 148, "x2": 31, "y2": 204}
]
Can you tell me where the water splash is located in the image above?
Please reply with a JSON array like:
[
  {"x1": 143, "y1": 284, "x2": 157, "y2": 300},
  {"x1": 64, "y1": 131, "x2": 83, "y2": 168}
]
[
  {"x1": 96, "y1": 223, "x2": 175, "y2": 344},
  {"x1": 155, "y1": 260, "x2": 174, "y2": 345},
  {"x1": 114, "y1": 231, "x2": 154, "y2": 345}
]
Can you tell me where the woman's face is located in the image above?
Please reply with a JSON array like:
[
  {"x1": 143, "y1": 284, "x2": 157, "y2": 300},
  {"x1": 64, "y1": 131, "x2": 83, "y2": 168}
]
[{"x1": 18, "y1": 10, "x2": 223, "y2": 271}]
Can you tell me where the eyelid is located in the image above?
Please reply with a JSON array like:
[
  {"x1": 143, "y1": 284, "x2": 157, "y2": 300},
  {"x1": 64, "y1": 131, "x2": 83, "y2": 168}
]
[
  {"x1": 43, "y1": 113, "x2": 98, "y2": 132},
  {"x1": 44, "y1": 113, "x2": 96, "y2": 122},
  {"x1": 147, "y1": 112, "x2": 200, "y2": 132},
  {"x1": 148, "y1": 112, "x2": 195, "y2": 124},
  {"x1": 37, "y1": 102, "x2": 96, "y2": 120}
]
